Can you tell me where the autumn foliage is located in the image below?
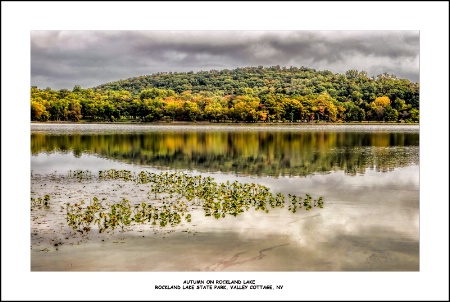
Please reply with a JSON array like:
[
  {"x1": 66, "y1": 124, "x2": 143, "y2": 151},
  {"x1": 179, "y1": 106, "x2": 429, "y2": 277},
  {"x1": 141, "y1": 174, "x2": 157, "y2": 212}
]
[{"x1": 31, "y1": 66, "x2": 419, "y2": 123}]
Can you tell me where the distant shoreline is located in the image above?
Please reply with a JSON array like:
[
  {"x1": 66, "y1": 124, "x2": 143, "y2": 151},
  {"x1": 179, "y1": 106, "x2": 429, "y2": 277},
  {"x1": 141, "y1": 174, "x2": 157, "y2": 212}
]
[{"x1": 31, "y1": 120, "x2": 419, "y2": 126}]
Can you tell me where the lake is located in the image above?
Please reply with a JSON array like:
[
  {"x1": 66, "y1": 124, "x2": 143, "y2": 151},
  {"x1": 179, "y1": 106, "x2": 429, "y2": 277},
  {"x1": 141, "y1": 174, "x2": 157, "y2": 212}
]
[{"x1": 30, "y1": 123, "x2": 419, "y2": 271}]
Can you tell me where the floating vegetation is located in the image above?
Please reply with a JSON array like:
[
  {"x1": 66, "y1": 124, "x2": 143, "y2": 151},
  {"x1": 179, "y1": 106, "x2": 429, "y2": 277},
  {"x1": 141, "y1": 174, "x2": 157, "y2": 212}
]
[
  {"x1": 68, "y1": 170, "x2": 93, "y2": 180},
  {"x1": 31, "y1": 194, "x2": 50, "y2": 210},
  {"x1": 65, "y1": 169, "x2": 324, "y2": 234},
  {"x1": 99, "y1": 169, "x2": 133, "y2": 181},
  {"x1": 66, "y1": 197, "x2": 190, "y2": 233}
]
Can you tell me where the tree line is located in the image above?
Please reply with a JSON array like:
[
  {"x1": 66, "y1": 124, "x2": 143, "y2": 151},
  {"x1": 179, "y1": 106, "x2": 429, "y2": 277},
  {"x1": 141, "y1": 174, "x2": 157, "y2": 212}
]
[{"x1": 31, "y1": 66, "x2": 419, "y2": 123}]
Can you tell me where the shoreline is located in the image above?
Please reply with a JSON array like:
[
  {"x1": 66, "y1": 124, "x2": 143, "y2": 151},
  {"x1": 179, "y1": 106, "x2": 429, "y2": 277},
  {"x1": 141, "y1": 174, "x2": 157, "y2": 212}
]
[{"x1": 31, "y1": 120, "x2": 419, "y2": 126}]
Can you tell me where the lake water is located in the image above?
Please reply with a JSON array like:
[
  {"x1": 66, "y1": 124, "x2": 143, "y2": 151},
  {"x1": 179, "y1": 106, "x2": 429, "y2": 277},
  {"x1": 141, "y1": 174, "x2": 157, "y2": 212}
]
[{"x1": 30, "y1": 123, "x2": 419, "y2": 271}]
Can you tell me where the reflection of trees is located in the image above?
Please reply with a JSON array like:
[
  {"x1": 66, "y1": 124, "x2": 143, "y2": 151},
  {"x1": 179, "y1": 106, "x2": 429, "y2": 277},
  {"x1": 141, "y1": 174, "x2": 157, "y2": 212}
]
[{"x1": 31, "y1": 131, "x2": 419, "y2": 177}]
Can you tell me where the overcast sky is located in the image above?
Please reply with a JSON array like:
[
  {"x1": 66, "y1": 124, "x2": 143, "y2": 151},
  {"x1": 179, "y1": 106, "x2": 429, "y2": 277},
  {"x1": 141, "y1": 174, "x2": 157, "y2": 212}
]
[{"x1": 31, "y1": 30, "x2": 419, "y2": 90}]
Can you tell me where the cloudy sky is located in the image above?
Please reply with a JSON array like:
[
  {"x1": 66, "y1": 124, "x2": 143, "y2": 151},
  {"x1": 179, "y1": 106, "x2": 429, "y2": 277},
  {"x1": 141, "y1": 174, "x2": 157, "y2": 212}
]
[{"x1": 31, "y1": 30, "x2": 419, "y2": 90}]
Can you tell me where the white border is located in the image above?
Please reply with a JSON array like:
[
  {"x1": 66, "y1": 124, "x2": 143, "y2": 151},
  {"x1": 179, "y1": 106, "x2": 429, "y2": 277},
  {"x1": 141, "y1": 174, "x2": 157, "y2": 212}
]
[{"x1": 2, "y1": 2, "x2": 449, "y2": 300}]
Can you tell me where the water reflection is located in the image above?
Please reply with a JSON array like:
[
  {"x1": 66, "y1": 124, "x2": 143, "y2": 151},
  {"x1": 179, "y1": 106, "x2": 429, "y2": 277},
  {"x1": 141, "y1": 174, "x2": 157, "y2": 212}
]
[
  {"x1": 31, "y1": 128, "x2": 419, "y2": 177},
  {"x1": 30, "y1": 165, "x2": 419, "y2": 271},
  {"x1": 30, "y1": 125, "x2": 420, "y2": 271}
]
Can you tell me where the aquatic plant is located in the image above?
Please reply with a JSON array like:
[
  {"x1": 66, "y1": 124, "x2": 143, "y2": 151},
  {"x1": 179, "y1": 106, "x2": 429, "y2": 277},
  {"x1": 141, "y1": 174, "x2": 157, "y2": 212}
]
[
  {"x1": 99, "y1": 169, "x2": 133, "y2": 181},
  {"x1": 68, "y1": 170, "x2": 92, "y2": 181},
  {"x1": 66, "y1": 197, "x2": 103, "y2": 233},
  {"x1": 65, "y1": 169, "x2": 324, "y2": 233},
  {"x1": 31, "y1": 194, "x2": 50, "y2": 210}
]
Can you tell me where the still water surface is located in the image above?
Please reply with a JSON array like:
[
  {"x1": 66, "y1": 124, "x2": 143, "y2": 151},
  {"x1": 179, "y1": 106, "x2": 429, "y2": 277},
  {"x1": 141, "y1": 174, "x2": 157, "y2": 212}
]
[{"x1": 31, "y1": 124, "x2": 419, "y2": 271}]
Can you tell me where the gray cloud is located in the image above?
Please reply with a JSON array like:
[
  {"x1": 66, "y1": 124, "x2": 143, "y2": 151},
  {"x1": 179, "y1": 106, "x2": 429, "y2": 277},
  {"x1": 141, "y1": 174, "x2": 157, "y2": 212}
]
[{"x1": 31, "y1": 31, "x2": 419, "y2": 89}]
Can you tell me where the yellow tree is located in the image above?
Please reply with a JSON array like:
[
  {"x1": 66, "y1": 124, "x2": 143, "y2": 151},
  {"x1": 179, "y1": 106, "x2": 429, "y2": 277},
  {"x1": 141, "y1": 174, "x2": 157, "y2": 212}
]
[
  {"x1": 164, "y1": 97, "x2": 183, "y2": 121},
  {"x1": 316, "y1": 93, "x2": 337, "y2": 122},
  {"x1": 182, "y1": 101, "x2": 199, "y2": 121},
  {"x1": 31, "y1": 100, "x2": 46, "y2": 121},
  {"x1": 370, "y1": 96, "x2": 391, "y2": 121},
  {"x1": 337, "y1": 105, "x2": 346, "y2": 122},
  {"x1": 205, "y1": 102, "x2": 227, "y2": 122},
  {"x1": 373, "y1": 96, "x2": 391, "y2": 107}
]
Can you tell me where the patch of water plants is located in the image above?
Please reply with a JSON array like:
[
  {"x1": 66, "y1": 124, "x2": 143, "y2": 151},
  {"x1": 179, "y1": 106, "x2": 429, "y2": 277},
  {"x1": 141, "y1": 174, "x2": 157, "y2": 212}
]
[
  {"x1": 66, "y1": 197, "x2": 189, "y2": 233},
  {"x1": 66, "y1": 169, "x2": 324, "y2": 234},
  {"x1": 68, "y1": 170, "x2": 93, "y2": 181},
  {"x1": 31, "y1": 194, "x2": 50, "y2": 210}
]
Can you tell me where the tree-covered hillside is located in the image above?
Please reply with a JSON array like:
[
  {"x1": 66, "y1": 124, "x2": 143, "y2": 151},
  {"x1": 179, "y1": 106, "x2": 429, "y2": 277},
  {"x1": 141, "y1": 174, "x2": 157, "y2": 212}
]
[{"x1": 31, "y1": 66, "x2": 419, "y2": 123}]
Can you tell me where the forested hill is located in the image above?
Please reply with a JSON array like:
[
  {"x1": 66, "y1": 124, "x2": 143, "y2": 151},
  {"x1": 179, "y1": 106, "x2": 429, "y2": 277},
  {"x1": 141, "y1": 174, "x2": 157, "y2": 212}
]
[
  {"x1": 31, "y1": 66, "x2": 419, "y2": 123},
  {"x1": 94, "y1": 66, "x2": 419, "y2": 103}
]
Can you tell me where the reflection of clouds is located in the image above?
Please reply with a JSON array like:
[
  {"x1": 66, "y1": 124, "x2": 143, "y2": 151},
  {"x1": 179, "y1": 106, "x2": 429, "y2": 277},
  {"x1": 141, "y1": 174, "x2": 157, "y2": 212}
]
[
  {"x1": 313, "y1": 227, "x2": 419, "y2": 271},
  {"x1": 190, "y1": 166, "x2": 419, "y2": 270},
  {"x1": 266, "y1": 166, "x2": 419, "y2": 199},
  {"x1": 31, "y1": 153, "x2": 160, "y2": 175},
  {"x1": 31, "y1": 153, "x2": 419, "y2": 271}
]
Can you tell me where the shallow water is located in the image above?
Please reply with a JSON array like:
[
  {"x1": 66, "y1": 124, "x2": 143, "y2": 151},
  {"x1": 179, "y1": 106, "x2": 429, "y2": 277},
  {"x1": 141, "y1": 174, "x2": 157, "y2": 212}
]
[
  {"x1": 30, "y1": 124, "x2": 419, "y2": 271},
  {"x1": 31, "y1": 122, "x2": 419, "y2": 134}
]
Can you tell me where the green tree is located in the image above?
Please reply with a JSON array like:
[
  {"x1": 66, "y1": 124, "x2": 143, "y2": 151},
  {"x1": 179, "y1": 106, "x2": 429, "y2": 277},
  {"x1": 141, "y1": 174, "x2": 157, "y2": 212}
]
[
  {"x1": 139, "y1": 88, "x2": 175, "y2": 100},
  {"x1": 205, "y1": 102, "x2": 226, "y2": 122},
  {"x1": 407, "y1": 108, "x2": 419, "y2": 123},
  {"x1": 140, "y1": 99, "x2": 164, "y2": 122},
  {"x1": 182, "y1": 101, "x2": 199, "y2": 121},
  {"x1": 280, "y1": 98, "x2": 303, "y2": 122},
  {"x1": 383, "y1": 105, "x2": 399, "y2": 122}
]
